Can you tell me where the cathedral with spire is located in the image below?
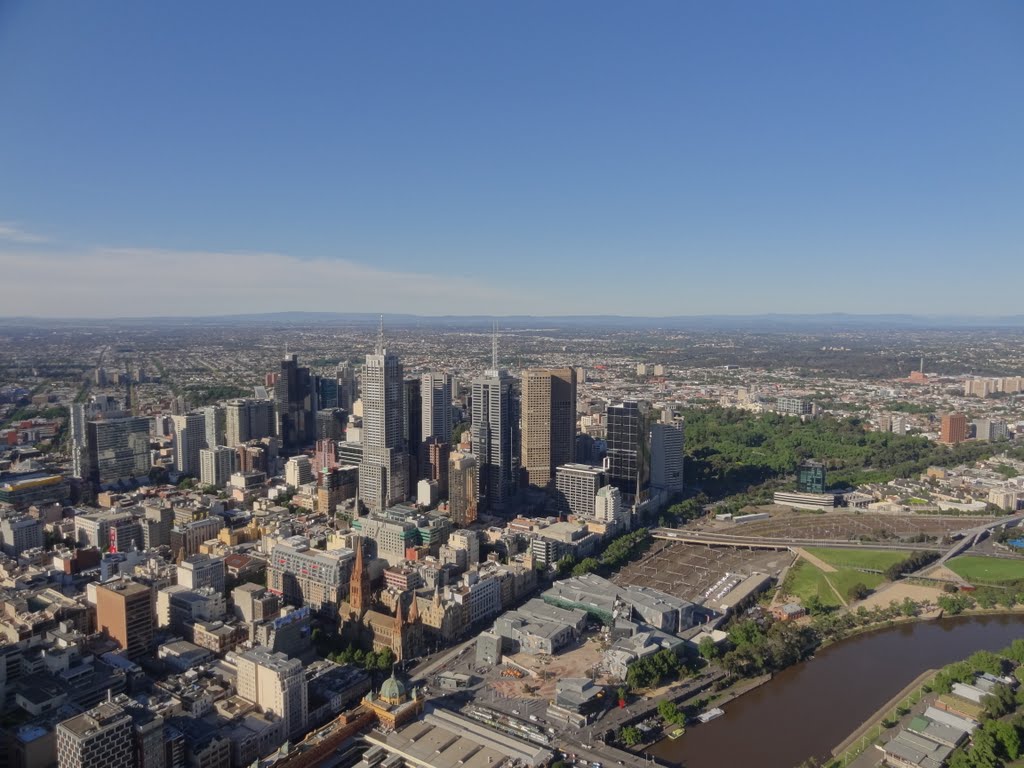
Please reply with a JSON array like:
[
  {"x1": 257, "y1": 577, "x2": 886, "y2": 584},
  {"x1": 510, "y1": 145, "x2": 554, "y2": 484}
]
[{"x1": 338, "y1": 535, "x2": 424, "y2": 661}]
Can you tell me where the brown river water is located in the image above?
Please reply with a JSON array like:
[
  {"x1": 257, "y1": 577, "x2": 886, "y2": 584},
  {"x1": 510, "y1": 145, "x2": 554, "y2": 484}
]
[{"x1": 650, "y1": 614, "x2": 1024, "y2": 768}]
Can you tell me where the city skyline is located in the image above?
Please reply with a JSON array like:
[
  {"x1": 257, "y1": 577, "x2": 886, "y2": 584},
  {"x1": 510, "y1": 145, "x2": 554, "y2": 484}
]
[{"x1": 2, "y1": 2, "x2": 1022, "y2": 317}]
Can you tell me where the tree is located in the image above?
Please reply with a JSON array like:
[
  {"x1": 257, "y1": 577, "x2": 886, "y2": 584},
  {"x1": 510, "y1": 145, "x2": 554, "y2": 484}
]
[
  {"x1": 618, "y1": 726, "x2": 642, "y2": 747},
  {"x1": 698, "y1": 636, "x2": 720, "y2": 661},
  {"x1": 572, "y1": 558, "x2": 600, "y2": 577},
  {"x1": 982, "y1": 683, "x2": 1015, "y2": 719},
  {"x1": 848, "y1": 582, "x2": 871, "y2": 601},
  {"x1": 900, "y1": 598, "x2": 918, "y2": 617}
]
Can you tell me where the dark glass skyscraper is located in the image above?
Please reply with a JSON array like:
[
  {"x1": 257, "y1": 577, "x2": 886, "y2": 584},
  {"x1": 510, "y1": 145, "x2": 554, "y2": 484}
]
[
  {"x1": 605, "y1": 400, "x2": 653, "y2": 507},
  {"x1": 274, "y1": 354, "x2": 317, "y2": 452}
]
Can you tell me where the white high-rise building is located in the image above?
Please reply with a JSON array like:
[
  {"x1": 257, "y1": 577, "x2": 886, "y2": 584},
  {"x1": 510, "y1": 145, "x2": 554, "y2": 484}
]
[
  {"x1": 285, "y1": 455, "x2": 313, "y2": 488},
  {"x1": 236, "y1": 646, "x2": 308, "y2": 741},
  {"x1": 200, "y1": 445, "x2": 235, "y2": 488},
  {"x1": 554, "y1": 463, "x2": 607, "y2": 519},
  {"x1": 358, "y1": 321, "x2": 407, "y2": 513},
  {"x1": 200, "y1": 404, "x2": 226, "y2": 448},
  {"x1": 595, "y1": 485, "x2": 626, "y2": 524},
  {"x1": 650, "y1": 420, "x2": 684, "y2": 496},
  {"x1": 421, "y1": 372, "x2": 453, "y2": 442},
  {"x1": 170, "y1": 413, "x2": 206, "y2": 477}
]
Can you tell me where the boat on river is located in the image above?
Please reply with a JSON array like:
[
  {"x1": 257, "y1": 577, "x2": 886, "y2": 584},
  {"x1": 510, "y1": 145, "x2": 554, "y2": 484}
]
[
  {"x1": 696, "y1": 708, "x2": 724, "y2": 724},
  {"x1": 668, "y1": 727, "x2": 686, "y2": 740}
]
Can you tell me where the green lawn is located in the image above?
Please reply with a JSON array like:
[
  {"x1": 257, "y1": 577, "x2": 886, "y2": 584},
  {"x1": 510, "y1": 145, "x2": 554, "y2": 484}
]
[
  {"x1": 784, "y1": 561, "x2": 886, "y2": 607},
  {"x1": 947, "y1": 556, "x2": 1024, "y2": 584},
  {"x1": 804, "y1": 547, "x2": 911, "y2": 572}
]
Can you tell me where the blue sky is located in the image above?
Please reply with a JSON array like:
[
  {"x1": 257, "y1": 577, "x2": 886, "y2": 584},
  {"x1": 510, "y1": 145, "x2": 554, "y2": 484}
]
[{"x1": 1, "y1": 2, "x2": 1021, "y2": 317}]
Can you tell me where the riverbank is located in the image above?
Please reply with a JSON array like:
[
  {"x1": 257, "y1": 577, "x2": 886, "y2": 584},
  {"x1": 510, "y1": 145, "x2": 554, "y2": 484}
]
[
  {"x1": 651, "y1": 613, "x2": 1024, "y2": 768},
  {"x1": 829, "y1": 667, "x2": 936, "y2": 757}
]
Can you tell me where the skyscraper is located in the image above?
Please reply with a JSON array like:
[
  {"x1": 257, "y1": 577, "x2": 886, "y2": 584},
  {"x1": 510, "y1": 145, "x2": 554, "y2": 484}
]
[
  {"x1": 359, "y1": 321, "x2": 407, "y2": 512},
  {"x1": 520, "y1": 367, "x2": 577, "y2": 489},
  {"x1": 471, "y1": 330, "x2": 519, "y2": 512},
  {"x1": 448, "y1": 452, "x2": 478, "y2": 527},
  {"x1": 199, "y1": 404, "x2": 225, "y2": 448},
  {"x1": 199, "y1": 445, "x2": 235, "y2": 488},
  {"x1": 75, "y1": 415, "x2": 152, "y2": 487},
  {"x1": 274, "y1": 354, "x2": 317, "y2": 452},
  {"x1": 225, "y1": 398, "x2": 275, "y2": 446},
  {"x1": 337, "y1": 361, "x2": 358, "y2": 412},
  {"x1": 650, "y1": 420, "x2": 685, "y2": 497},
  {"x1": 605, "y1": 400, "x2": 653, "y2": 507},
  {"x1": 170, "y1": 413, "x2": 205, "y2": 477},
  {"x1": 317, "y1": 376, "x2": 339, "y2": 409},
  {"x1": 405, "y1": 378, "x2": 422, "y2": 496},
  {"x1": 421, "y1": 372, "x2": 454, "y2": 442}
]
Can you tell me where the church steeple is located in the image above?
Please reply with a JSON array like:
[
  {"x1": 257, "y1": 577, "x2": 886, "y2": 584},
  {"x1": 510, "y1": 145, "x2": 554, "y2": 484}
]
[
  {"x1": 349, "y1": 536, "x2": 371, "y2": 616},
  {"x1": 407, "y1": 593, "x2": 419, "y2": 624}
]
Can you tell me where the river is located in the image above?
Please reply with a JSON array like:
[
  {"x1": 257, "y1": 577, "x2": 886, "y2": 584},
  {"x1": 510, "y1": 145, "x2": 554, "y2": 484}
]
[{"x1": 650, "y1": 614, "x2": 1024, "y2": 768}]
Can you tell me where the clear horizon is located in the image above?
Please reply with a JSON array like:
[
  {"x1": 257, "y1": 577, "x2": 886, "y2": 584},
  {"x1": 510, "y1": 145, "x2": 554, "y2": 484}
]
[{"x1": 2, "y1": 2, "x2": 1022, "y2": 317}]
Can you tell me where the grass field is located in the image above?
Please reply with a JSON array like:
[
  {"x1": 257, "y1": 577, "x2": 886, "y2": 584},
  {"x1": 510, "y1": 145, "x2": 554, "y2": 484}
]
[
  {"x1": 784, "y1": 561, "x2": 886, "y2": 607},
  {"x1": 803, "y1": 547, "x2": 911, "y2": 572},
  {"x1": 947, "y1": 556, "x2": 1024, "y2": 584}
]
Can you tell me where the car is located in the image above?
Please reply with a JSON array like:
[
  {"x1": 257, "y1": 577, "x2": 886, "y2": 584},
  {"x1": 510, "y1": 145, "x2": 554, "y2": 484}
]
[
  {"x1": 512, "y1": 709, "x2": 520, "y2": 715},
  {"x1": 529, "y1": 715, "x2": 538, "y2": 722}
]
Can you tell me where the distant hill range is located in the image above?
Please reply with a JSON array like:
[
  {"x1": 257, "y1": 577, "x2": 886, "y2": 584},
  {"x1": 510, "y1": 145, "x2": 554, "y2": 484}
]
[{"x1": 2, "y1": 312, "x2": 1024, "y2": 330}]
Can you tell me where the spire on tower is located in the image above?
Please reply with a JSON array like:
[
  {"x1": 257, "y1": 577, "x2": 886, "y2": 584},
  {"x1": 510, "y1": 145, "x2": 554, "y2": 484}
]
[
  {"x1": 491, "y1": 322, "x2": 498, "y2": 370},
  {"x1": 376, "y1": 314, "x2": 385, "y2": 355}
]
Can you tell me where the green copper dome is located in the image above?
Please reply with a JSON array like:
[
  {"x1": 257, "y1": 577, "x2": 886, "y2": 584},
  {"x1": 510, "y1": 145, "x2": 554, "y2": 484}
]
[{"x1": 379, "y1": 673, "x2": 406, "y2": 701}]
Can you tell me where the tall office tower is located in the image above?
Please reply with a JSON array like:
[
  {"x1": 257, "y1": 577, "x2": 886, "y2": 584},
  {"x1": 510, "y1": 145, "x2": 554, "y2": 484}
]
[
  {"x1": 650, "y1": 420, "x2": 685, "y2": 497},
  {"x1": 225, "y1": 398, "x2": 275, "y2": 446},
  {"x1": 199, "y1": 405, "x2": 226, "y2": 448},
  {"x1": 358, "y1": 322, "x2": 407, "y2": 513},
  {"x1": 95, "y1": 580, "x2": 154, "y2": 659},
  {"x1": 448, "y1": 452, "x2": 478, "y2": 527},
  {"x1": 57, "y1": 701, "x2": 134, "y2": 768},
  {"x1": 75, "y1": 416, "x2": 152, "y2": 487},
  {"x1": 317, "y1": 376, "x2": 339, "y2": 409},
  {"x1": 405, "y1": 378, "x2": 422, "y2": 496},
  {"x1": 316, "y1": 408, "x2": 346, "y2": 440},
  {"x1": 554, "y1": 463, "x2": 607, "y2": 519},
  {"x1": 940, "y1": 413, "x2": 968, "y2": 445},
  {"x1": 421, "y1": 372, "x2": 454, "y2": 442},
  {"x1": 520, "y1": 367, "x2": 577, "y2": 489},
  {"x1": 170, "y1": 413, "x2": 205, "y2": 477},
  {"x1": 423, "y1": 436, "x2": 450, "y2": 498},
  {"x1": 274, "y1": 354, "x2": 317, "y2": 452},
  {"x1": 199, "y1": 445, "x2": 235, "y2": 488},
  {"x1": 605, "y1": 400, "x2": 653, "y2": 507},
  {"x1": 337, "y1": 362, "x2": 358, "y2": 412},
  {"x1": 236, "y1": 646, "x2": 308, "y2": 741},
  {"x1": 471, "y1": 331, "x2": 519, "y2": 512}
]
